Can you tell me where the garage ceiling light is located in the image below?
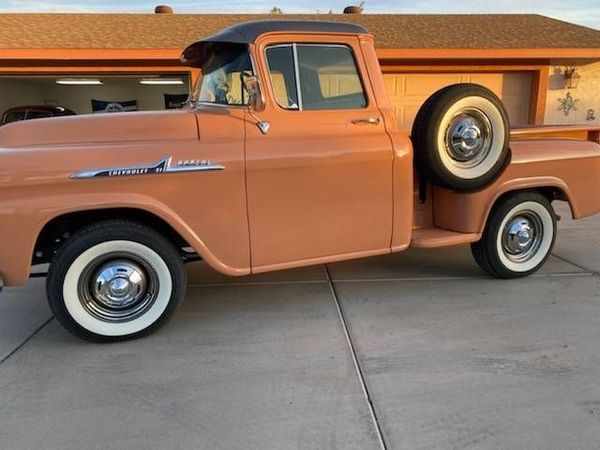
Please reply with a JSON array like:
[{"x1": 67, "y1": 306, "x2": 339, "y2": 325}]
[
  {"x1": 139, "y1": 78, "x2": 184, "y2": 85},
  {"x1": 56, "y1": 79, "x2": 103, "y2": 85}
]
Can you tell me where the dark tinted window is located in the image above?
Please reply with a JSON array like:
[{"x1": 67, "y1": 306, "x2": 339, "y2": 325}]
[
  {"x1": 2, "y1": 111, "x2": 26, "y2": 124},
  {"x1": 25, "y1": 110, "x2": 53, "y2": 120}
]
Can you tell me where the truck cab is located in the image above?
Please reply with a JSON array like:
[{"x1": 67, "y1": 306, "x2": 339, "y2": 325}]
[{"x1": 183, "y1": 21, "x2": 412, "y2": 269}]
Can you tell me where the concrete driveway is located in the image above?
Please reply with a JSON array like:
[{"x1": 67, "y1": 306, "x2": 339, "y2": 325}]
[{"x1": 1, "y1": 201, "x2": 599, "y2": 450}]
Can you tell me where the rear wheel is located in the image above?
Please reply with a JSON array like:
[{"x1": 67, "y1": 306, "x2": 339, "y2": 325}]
[
  {"x1": 47, "y1": 221, "x2": 186, "y2": 342},
  {"x1": 412, "y1": 84, "x2": 510, "y2": 191},
  {"x1": 471, "y1": 192, "x2": 557, "y2": 278}
]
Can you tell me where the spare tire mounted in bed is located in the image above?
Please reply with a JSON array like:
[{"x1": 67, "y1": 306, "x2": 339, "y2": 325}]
[{"x1": 411, "y1": 84, "x2": 511, "y2": 191}]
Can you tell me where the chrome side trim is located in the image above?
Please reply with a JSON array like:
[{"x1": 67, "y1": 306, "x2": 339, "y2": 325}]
[{"x1": 72, "y1": 157, "x2": 225, "y2": 179}]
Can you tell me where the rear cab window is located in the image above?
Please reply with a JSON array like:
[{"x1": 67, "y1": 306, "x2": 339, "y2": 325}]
[{"x1": 265, "y1": 43, "x2": 367, "y2": 111}]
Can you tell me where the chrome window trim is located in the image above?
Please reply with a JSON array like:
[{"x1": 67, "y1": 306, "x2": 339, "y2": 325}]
[
  {"x1": 291, "y1": 43, "x2": 304, "y2": 110},
  {"x1": 196, "y1": 101, "x2": 247, "y2": 109},
  {"x1": 295, "y1": 43, "x2": 352, "y2": 49}
]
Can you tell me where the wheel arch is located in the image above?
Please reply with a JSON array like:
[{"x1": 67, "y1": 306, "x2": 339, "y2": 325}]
[
  {"x1": 33, "y1": 207, "x2": 196, "y2": 266},
  {"x1": 433, "y1": 176, "x2": 578, "y2": 235},
  {"x1": 483, "y1": 178, "x2": 578, "y2": 229}
]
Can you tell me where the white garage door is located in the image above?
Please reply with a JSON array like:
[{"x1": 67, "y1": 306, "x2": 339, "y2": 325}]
[{"x1": 383, "y1": 72, "x2": 533, "y2": 130}]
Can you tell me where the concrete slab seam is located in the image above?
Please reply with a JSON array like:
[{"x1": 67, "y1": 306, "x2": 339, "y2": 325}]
[
  {"x1": 324, "y1": 265, "x2": 388, "y2": 450},
  {"x1": 0, "y1": 317, "x2": 53, "y2": 366},
  {"x1": 551, "y1": 253, "x2": 599, "y2": 277}
]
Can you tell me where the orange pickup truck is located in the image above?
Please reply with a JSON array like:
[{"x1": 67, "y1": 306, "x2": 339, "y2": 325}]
[{"x1": 0, "y1": 20, "x2": 598, "y2": 342}]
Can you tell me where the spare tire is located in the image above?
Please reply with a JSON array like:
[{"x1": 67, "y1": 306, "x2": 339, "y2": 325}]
[{"x1": 411, "y1": 84, "x2": 510, "y2": 191}]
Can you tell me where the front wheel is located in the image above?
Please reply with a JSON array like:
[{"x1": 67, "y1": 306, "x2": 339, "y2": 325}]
[
  {"x1": 471, "y1": 192, "x2": 557, "y2": 278},
  {"x1": 47, "y1": 221, "x2": 186, "y2": 342}
]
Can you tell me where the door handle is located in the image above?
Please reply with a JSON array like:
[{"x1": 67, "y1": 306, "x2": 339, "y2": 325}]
[{"x1": 351, "y1": 117, "x2": 381, "y2": 125}]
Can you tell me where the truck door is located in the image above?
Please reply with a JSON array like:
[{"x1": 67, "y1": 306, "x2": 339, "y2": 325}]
[{"x1": 245, "y1": 37, "x2": 394, "y2": 271}]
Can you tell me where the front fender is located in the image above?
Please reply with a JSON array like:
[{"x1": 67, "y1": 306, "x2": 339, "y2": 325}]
[{"x1": 0, "y1": 191, "x2": 251, "y2": 286}]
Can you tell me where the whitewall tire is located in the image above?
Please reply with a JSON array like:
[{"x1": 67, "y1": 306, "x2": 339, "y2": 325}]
[
  {"x1": 471, "y1": 192, "x2": 557, "y2": 278},
  {"x1": 47, "y1": 221, "x2": 186, "y2": 342},
  {"x1": 412, "y1": 83, "x2": 510, "y2": 191}
]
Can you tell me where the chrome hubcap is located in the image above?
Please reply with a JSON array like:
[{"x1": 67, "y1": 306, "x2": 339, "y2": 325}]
[
  {"x1": 502, "y1": 212, "x2": 543, "y2": 262},
  {"x1": 445, "y1": 109, "x2": 493, "y2": 168},
  {"x1": 93, "y1": 261, "x2": 147, "y2": 309},
  {"x1": 79, "y1": 254, "x2": 159, "y2": 323}
]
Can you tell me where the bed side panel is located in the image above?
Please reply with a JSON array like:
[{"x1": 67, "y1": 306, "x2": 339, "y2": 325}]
[{"x1": 433, "y1": 140, "x2": 600, "y2": 233}]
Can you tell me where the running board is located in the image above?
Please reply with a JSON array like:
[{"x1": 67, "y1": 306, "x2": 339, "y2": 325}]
[{"x1": 410, "y1": 227, "x2": 481, "y2": 248}]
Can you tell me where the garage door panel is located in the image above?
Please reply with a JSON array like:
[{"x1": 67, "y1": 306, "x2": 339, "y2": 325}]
[
  {"x1": 401, "y1": 104, "x2": 421, "y2": 132},
  {"x1": 501, "y1": 73, "x2": 532, "y2": 96},
  {"x1": 383, "y1": 75, "x2": 403, "y2": 96},
  {"x1": 404, "y1": 74, "x2": 462, "y2": 95},
  {"x1": 504, "y1": 101, "x2": 528, "y2": 127},
  {"x1": 383, "y1": 72, "x2": 532, "y2": 130},
  {"x1": 466, "y1": 74, "x2": 503, "y2": 95}
]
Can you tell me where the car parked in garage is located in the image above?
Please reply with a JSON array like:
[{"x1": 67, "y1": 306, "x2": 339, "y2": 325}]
[
  {"x1": 0, "y1": 105, "x2": 76, "y2": 126},
  {"x1": 0, "y1": 21, "x2": 598, "y2": 342}
]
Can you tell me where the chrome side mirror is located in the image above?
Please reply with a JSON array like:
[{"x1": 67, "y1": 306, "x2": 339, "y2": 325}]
[{"x1": 242, "y1": 74, "x2": 266, "y2": 113}]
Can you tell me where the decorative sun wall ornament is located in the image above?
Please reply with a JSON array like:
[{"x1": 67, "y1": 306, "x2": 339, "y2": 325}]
[
  {"x1": 587, "y1": 109, "x2": 596, "y2": 121},
  {"x1": 558, "y1": 92, "x2": 579, "y2": 116}
]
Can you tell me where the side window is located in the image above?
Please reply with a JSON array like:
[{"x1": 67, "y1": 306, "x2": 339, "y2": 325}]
[
  {"x1": 265, "y1": 46, "x2": 299, "y2": 109},
  {"x1": 2, "y1": 111, "x2": 26, "y2": 124},
  {"x1": 265, "y1": 43, "x2": 367, "y2": 111},
  {"x1": 25, "y1": 110, "x2": 53, "y2": 120},
  {"x1": 297, "y1": 45, "x2": 366, "y2": 110},
  {"x1": 197, "y1": 43, "x2": 253, "y2": 106}
]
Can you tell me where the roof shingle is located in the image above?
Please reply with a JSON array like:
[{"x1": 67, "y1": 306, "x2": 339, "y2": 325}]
[{"x1": 0, "y1": 13, "x2": 598, "y2": 50}]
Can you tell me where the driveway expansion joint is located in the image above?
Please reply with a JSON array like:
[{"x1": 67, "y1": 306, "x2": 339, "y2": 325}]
[
  {"x1": 551, "y1": 253, "x2": 599, "y2": 277},
  {"x1": 0, "y1": 317, "x2": 53, "y2": 366},
  {"x1": 324, "y1": 265, "x2": 388, "y2": 450}
]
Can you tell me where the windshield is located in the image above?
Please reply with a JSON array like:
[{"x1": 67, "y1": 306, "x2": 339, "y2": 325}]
[{"x1": 193, "y1": 42, "x2": 252, "y2": 106}]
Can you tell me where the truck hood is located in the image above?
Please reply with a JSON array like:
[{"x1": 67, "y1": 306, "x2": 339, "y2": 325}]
[{"x1": 0, "y1": 109, "x2": 198, "y2": 147}]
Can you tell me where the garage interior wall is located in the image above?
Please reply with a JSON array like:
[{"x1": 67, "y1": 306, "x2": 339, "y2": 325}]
[
  {"x1": 0, "y1": 76, "x2": 190, "y2": 115},
  {"x1": 0, "y1": 79, "x2": 45, "y2": 114}
]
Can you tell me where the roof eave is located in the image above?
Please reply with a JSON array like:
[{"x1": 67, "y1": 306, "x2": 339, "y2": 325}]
[
  {"x1": 0, "y1": 48, "x2": 182, "y2": 61},
  {"x1": 1, "y1": 47, "x2": 599, "y2": 64}
]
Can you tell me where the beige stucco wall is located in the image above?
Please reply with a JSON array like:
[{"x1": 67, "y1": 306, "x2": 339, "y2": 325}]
[{"x1": 544, "y1": 61, "x2": 600, "y2": 125}]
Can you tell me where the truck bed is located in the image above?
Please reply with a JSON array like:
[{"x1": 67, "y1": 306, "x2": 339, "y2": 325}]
[
  {"x1": 412, "y1": 127, "x2": 600, "y2": 247},
  {"x1": 510, "y1": 124, "x2": 600, "y2": 144}
]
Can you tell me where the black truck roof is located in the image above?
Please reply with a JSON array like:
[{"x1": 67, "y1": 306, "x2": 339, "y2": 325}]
[
  {"x1": 181, "y1": 20, "x2": 369, "y2": 67},
  {"x1": 194, "y1": 20, "x2": 368, "y2": 44}
]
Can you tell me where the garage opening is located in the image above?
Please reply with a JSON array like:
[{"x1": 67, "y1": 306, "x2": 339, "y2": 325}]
[{"x1": 0, "y1": 73, "x2": 190, "y2": 126}]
